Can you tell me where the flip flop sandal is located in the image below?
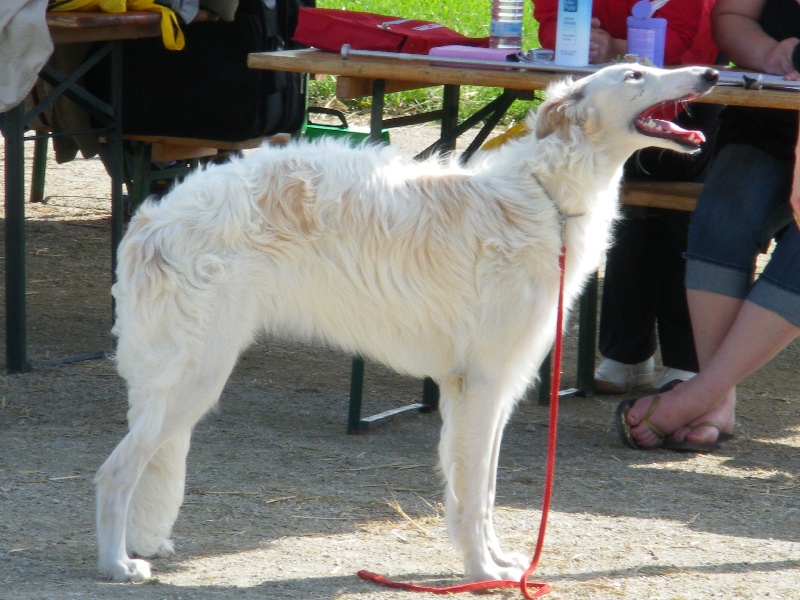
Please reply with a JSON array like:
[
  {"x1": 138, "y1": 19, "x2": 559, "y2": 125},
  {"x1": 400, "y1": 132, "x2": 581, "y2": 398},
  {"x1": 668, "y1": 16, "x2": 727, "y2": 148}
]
[
  {"x1": 662, "y1": 421, "x2": 735, "y2": 453},
  {"x1": 657, "y1": 378, "x2": 684, "y2": 393},
  {"x1": 615, "y1": 394, "x2": 666, "y2": 450}
]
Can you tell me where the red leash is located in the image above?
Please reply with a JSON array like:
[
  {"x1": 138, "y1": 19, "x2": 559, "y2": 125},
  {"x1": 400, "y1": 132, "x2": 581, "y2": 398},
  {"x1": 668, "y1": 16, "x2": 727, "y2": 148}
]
[{"x1": 358, "y1": 249, "x2": 567, "y2": 598}]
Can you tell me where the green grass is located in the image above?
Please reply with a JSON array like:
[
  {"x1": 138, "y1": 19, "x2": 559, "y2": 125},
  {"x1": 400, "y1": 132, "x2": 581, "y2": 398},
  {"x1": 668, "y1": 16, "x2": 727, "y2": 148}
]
[{"x1": 307, "y1": 0, "x2": 542, "y2": 124}]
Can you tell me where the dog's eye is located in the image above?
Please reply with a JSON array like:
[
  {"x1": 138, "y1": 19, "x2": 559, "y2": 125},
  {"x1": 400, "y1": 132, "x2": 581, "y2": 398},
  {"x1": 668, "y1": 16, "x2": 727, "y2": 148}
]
[{"x1": 625, "y1": 70, "x2": 644, "y2": 81}]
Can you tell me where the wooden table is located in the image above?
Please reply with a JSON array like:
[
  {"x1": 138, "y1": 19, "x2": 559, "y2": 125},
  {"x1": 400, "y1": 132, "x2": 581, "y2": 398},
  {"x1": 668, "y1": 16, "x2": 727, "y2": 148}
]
[
  {"x1": 1, "y1": 11, "x2": 204, "y2": 373},
  {"x1": 249, "y1": 48, "x2": 799, "y2": 108}
]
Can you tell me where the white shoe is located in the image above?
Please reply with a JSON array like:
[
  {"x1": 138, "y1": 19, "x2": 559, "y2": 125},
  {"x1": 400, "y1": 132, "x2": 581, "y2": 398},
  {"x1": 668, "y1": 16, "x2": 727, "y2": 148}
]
[
  {"x1": 655, "y1": 367, "x2": 696, "y2": 392},
  {"x1": 594, "y1": 356, "x2": 656, "y2": 394}
]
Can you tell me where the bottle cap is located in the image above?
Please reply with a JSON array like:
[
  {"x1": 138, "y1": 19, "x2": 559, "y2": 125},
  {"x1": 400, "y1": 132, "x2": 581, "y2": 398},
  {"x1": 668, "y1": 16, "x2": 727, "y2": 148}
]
[{"x1": 631, "y1": 0, "x2": 652, "y2": 19}]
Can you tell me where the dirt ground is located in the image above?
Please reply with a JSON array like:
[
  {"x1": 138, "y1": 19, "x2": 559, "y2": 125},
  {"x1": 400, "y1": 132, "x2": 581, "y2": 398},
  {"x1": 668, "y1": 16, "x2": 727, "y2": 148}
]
[{"x1": 1, "y1": 123, "x2": 799, "y2": 600}]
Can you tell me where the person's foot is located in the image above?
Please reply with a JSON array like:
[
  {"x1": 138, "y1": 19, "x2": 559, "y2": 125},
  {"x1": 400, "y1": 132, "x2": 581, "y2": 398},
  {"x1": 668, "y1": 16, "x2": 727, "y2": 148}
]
[
  {"x1": 655, "y1": 367, "x2": 696, "y2": 392},
  {"x1": 595, "y1": 356, "x2": 655, "y2": 394},
  {"x1": 670, "y1": 397, "x2": 735, "y2": 446},
  {"x1": 622, "y1": 394, "x2": 674, "y2": 448},
  {"x1": 623, "y1": 387, "x2": 735, "y2": 449}
]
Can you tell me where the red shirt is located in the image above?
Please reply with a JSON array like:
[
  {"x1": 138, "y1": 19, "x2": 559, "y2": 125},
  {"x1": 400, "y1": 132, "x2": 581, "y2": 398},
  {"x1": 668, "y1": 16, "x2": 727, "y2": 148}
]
[{"x1": 533, "y1": 0, "x2": 719, "y2": 66}]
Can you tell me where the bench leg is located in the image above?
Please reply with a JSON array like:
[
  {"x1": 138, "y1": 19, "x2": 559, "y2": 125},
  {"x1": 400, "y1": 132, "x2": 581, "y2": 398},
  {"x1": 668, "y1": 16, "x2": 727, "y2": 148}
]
[
  {"x1": 30, "y1": 136, "x2": 49, "y2": 203},
  {"x1": 346, "y1": 357, "x2": 439, "y2": 434},
  {"x1": 347, "y1": 356, "x2": 366, "y2": 434},
  {"x1": 538, "y1": 271, "x2": 599, "y2": 404},
  {"x1": 127, "y1": 141, "x2": 152, "y2": 213},
  {"x1": 575, "y1": 271, "x2": 598, "y2": 396}
]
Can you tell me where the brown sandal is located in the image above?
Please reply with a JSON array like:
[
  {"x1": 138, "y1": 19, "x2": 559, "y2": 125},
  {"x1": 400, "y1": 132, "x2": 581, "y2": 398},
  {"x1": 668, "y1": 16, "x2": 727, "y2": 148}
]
[
  {"x1": 662, "y1": 421, "x2": 734, "y2": 453},
  {"x1": 615, "y1": 395, "x2": 665, "y2": 450}
]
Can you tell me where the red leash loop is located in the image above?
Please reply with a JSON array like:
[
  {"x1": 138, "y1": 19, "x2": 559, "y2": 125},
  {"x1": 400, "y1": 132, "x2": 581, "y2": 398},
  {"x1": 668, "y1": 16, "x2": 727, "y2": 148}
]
[{"x1": 358, "y1": 249, "x2": 566, "y2": 598}]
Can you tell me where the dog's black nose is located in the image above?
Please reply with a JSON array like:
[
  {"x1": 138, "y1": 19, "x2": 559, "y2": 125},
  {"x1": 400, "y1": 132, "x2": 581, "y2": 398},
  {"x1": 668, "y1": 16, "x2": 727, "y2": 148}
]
[{"x1": 703, "y1": 68, "x2": 719, "y2": 84}]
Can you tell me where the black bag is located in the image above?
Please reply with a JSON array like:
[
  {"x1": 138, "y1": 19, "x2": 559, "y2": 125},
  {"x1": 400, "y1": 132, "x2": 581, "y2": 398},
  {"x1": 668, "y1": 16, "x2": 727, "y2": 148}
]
[{"x1": 87, "y1": 0, "x2": 313, "y2": 141}]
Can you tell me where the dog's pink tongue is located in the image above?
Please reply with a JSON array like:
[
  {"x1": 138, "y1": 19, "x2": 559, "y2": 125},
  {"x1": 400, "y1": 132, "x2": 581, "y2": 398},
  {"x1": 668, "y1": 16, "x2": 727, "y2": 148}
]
[
  {"x1": 650, "y1": 118, "x2": 707, "y2": 145},
  {"x1": 666, "y1": 121, "x2": 706, "y2": 145}
]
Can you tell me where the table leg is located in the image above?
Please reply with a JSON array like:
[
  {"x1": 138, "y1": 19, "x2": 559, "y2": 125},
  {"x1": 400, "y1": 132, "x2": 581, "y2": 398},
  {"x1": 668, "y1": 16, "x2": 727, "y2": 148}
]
[
  {"x1": 109, "y1": 41, "x2": 124, "y2": 286},
  {"x1": 440, "y1": 84, "x2": 460, "y2": 153},
  {"x1": 369, "y1": 79, "x2": 386, "y2": 143},
  {"x1": 3, "y1": 104, "x2": 30, "y2": 373}
]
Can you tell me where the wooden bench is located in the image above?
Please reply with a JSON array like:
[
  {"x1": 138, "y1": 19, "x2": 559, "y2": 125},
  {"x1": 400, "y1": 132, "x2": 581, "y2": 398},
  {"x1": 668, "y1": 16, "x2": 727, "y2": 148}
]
[
  {"x1": 621, "y1": 180, "x2": 702, "y2": 212},
  {"x1": 30, "y1": 134, "x2": 289, "y2": 206},
  {"x1": 121, "y1": 134, "x2": 289, "y2": 210}
]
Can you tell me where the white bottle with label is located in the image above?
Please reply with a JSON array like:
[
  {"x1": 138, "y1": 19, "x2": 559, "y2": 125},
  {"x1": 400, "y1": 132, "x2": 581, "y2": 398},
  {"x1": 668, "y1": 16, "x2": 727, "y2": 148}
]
[
  {"x1": 554, "y1": 0, "x2": 593, "y2": 66},
  {"x1": 490, "y1": 0, "x2": 524, "y2": 49}
]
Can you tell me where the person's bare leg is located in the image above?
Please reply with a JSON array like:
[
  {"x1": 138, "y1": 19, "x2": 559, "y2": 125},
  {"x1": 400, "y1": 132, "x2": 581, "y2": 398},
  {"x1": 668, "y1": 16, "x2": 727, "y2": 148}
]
[
  {"x1": 676, "y1": 298, "x2": 799, "y2": 444},
  {"x1": 666, "y1": 290, "x2": 743, "y2": 443},
  {"x1": 626, "y1": 295, "x2": 799, "y2": 447},
  {"x1": 688, "y1": 290, "x2": 744, "y2": 368}
]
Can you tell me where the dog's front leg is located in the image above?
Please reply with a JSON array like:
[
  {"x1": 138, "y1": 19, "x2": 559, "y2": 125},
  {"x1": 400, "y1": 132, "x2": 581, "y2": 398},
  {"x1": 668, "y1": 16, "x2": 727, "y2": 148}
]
[
  {"x1": 483, "y1": 416, "x2": 531, "y2": 573},
  {"x1": 437, "y1": 374, "x2": 525, "y2": 581}
]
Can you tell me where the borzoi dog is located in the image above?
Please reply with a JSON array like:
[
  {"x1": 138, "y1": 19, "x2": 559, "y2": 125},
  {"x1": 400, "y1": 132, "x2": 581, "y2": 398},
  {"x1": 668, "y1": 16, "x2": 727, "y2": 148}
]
[{"x1": 96, "y1": 64, "x2": 717, "y2": 583}]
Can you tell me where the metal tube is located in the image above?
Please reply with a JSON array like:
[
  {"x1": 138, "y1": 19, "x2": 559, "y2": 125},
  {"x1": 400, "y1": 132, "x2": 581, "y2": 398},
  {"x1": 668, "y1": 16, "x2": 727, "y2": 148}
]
[{"x1": 339, "y1": 44, "x2": 597, "y2": 75}]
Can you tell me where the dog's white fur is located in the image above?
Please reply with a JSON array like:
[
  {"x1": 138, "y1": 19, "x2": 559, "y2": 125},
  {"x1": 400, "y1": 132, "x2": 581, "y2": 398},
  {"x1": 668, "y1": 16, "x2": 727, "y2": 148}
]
[{"x1": 96, "y1": 64, "x2": 717, "y2": 583}]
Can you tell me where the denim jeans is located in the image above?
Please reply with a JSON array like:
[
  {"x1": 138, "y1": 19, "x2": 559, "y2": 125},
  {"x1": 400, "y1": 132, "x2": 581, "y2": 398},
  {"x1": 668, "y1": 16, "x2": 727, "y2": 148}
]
[{"x1": 685, "y1": 143, "x2": 800, "y2": 327}]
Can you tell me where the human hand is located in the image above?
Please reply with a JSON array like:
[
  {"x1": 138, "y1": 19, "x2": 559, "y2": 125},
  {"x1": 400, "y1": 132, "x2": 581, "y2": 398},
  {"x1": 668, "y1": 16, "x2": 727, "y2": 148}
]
[
  {"x1": 589, "y1": 18, "x2": 617, "y2": 63},
  {"x1": 762, "y1": 37, "x2": 800, "y2": 77}
]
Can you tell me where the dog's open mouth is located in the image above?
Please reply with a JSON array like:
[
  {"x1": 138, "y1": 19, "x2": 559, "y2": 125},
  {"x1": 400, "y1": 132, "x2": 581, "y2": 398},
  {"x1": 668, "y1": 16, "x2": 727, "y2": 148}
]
[{"x1": 635, "y1": 99, "x2": 706, "y2": 148}]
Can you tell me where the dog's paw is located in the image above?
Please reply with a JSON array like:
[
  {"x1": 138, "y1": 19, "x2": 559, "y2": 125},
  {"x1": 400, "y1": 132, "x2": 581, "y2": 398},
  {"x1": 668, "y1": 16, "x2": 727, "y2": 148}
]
[
  {"x1": 490, "y1": 549, "x2": 531, "y2": 572},
  {"x1": 466, "y1": 552, "x2": 528, "y2": 583},
  {"x1": 467, "y1": 563, "x2": 526, "y2": 583},
  {"x1": 128, "y1": 537, "x2": 175, "y2": 559},
  {"x1": 152, "y1": 539, "x2": 175, "y2": 558},
  {"x1": 99, "y1": 557, "x2": 152, "y2": 582}
]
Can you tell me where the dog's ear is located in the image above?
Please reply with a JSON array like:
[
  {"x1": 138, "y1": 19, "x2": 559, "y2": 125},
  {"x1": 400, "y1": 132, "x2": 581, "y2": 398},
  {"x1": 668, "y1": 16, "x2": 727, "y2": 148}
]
[{"x1": 534, "y1": 78, "x2": 586, "y2": 140}]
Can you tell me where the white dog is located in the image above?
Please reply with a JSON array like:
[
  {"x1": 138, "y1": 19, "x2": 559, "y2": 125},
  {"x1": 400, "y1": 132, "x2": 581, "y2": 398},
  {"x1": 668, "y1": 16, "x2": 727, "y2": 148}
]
[{"x1": 96, "y1": 64, "x2": 717, "y2": 583}]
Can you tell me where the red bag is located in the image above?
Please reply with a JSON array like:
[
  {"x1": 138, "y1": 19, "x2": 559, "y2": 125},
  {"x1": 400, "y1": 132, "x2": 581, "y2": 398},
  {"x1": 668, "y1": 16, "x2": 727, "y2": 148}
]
[{"x1": 292, "y1": 8, "x2": 489, "y2": 54}]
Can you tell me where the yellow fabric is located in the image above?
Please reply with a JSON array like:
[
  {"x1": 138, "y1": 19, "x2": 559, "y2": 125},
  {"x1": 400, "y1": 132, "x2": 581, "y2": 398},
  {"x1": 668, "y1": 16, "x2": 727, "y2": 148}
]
[
  {"x1": 481, "y1": 122, "x2": 529, "y2": 151},
  {"x1": 49, "y1": 0, "x2": 185, "y2": 50},
  {"x1": 127, "y1": 0, "x2": 185, "y2": 50},
  {"x1": 49, "y1": 0, "x2": 126, "y2": 12}
]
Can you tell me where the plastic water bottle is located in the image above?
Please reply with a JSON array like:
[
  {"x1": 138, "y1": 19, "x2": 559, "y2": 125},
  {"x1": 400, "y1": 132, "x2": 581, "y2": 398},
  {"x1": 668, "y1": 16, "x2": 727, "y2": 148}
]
[{"x1": 490, "y1": 0, "x2": 524, "y2": 49}]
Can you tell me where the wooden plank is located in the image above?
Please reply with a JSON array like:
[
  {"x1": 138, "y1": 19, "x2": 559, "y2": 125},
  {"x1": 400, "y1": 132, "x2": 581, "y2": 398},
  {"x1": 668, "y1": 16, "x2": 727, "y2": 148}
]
[
  {"x1": 123, "y1": 134, "x2": 267, "y2": 150},
  {"x1": 149, "y1": 143, "x2": 216, "y2": 162},
  {"x1": 336, "y1": 77, "x2": 433, "y2": 99},
  {"x1": 620, "y1": 181, "x2": 702, "y2": 211},
  {"x1": 248, "y1": 49, "x2": 800, "y2": 111},
  {"x1": 46, "y1": 9, "x2": 217, "y2": 44}
]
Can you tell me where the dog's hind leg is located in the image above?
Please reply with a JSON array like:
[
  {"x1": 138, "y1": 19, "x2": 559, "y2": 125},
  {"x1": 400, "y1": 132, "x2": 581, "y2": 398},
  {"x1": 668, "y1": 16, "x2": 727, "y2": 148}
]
[
  {"x1": 483, "y1": 416, "x2": 530, "y2": 573},
  {"x1": 95, "y1": 404, "x2": 174, "y2": 582},
  {"x1": 96, "y1": 351, "x2": 240, "y2": 582},
  {"x1": 124, "y1": 427, "x2": 192, "y2": 559},
  {"x1": 438, "y1": 373, "x2": 525, "y2": 582}
]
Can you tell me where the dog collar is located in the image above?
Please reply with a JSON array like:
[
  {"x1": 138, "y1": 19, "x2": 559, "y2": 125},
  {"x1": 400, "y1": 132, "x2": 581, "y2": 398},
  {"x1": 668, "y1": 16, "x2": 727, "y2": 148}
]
[{"x1": 530, "y1": 172, "x2": 586, "y2": 224}]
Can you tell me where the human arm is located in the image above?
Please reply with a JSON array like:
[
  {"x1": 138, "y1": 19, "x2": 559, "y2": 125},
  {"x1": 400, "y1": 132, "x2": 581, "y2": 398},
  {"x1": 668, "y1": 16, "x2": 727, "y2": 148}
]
[
  {"x1": 532, "y1": 0, "x2": 559, "y2": 50},
  {"x1": 793, "y1": 126, "x2": 800, "y2": 229},
  {"x1": 712, "y1": 0, "x2": 800, "y2": 78}
]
